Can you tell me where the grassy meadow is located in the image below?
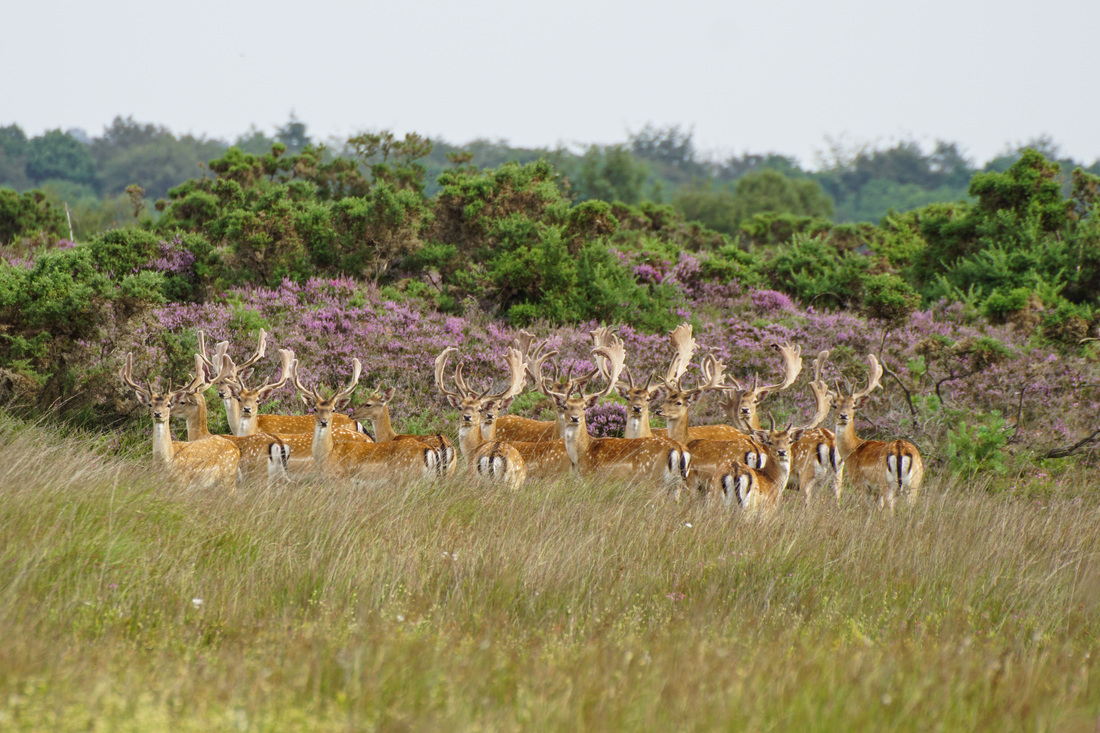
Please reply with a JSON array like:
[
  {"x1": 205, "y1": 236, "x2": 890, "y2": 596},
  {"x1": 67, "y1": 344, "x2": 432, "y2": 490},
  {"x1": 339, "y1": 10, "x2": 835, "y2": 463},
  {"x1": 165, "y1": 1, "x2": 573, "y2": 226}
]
[{"x1": 1, "y1": 416, "x2": 1099, "y2": 732}]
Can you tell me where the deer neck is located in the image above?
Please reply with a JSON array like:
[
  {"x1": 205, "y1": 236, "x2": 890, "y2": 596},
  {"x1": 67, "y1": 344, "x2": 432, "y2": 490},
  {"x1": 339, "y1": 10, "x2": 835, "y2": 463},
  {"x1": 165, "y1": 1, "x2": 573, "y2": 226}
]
[
  {"x1": 313, "y1": 419, "x2": 334, "y2": 465},
  {"x1": 562, "y1": 417, "x2": 592, "y2": 471},
  {"x1": 834, "y1": 417, "x2": 863, "y2": 461},
  {"x1": 184, "y1": 399, "x2": 213, "y2": 441},
  {"x1": 664, "y1": 412, "x2": 692, "y2": 443},
  {"x1": 152, "y1": 420, "x2": 176, "y2": 464},
  {"x1": 223, "y1": 395, "x2": 242, "y2": 436},
  {"x1": 372, "y1": 408, "x2": 398, "y2": 442},
  {"x1": 458, "y1": 421, "x2": 483, "y2": 457},
  {"x1": 760, "y1": 449, "x2": 792, "y2": 489}
]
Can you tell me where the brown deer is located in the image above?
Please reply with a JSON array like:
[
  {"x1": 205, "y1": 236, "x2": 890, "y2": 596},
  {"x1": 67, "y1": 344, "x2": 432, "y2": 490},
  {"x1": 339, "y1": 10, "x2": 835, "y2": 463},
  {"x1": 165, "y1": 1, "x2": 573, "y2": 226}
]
[
  {"x1": 348, "y1": 388, "x2": 457, "y2": 476},
  {"x1": 120, "y1": 353, "x2": 241, "y2": 490},
  {"x1": 705, "y1": 419, "x2": 804, "y2": 517},
  {"x1": 292, "y1": 358, "x2": 441, "y2": 482},
  {"x1": 436, "y1": 346, "x2": 569, "y2": 482},
  {"x1": 544, "y1": 338, "x2": 691, "y2": 495},
  {"x1": 831, "y1": 354, "x2": 924, "y2": 511},
  {"x1": 171, "y1": 354, "x2": 290, "y2": 484}
]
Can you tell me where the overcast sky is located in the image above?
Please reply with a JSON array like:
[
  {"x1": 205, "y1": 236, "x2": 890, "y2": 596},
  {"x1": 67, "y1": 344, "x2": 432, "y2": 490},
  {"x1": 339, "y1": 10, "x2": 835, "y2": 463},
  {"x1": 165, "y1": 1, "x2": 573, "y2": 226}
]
[{"x1": 4, "y1": 0, "x2": 1098, "y2": 169}]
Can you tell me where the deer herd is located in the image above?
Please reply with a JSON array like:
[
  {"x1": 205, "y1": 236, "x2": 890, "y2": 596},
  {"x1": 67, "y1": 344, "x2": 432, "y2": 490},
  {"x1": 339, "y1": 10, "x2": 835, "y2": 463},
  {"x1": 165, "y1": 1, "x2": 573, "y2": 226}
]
[{"x1": 120, "y1": 324, "x2": 924, "y2": 514}]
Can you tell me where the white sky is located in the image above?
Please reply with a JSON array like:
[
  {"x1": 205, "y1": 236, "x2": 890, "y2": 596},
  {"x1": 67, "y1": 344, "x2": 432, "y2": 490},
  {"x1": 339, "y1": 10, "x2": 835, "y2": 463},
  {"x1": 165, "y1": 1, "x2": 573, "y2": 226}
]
[{"x1": 3, "y1": 0, "x2": 1098, "y2": 169}]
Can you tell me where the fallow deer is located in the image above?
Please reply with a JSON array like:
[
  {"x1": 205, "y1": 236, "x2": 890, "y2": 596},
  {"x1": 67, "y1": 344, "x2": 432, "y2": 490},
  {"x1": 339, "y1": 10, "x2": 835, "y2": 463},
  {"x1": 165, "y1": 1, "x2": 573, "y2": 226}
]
[
  {"x1": 349, "y1": 388, "x2": 457, "y2": 476},
  {"x1": 172, "y1": 354, "x2": 290, "y2": 484},
  {"x1": 120, "y1": 353, "x2": 241, "y2": 489},
  {"x1": 832, "y1": 353, "x2": 924, "y2": 510},
  {"x1": 436, "y1": 346, "x2": 569, "y2": 482},
  {"x1": 293, "y1": 358, "x2": 441, "y2": 482},
  {"x1": 544, "y1": 338, "x2": 691, "y2": 495}
]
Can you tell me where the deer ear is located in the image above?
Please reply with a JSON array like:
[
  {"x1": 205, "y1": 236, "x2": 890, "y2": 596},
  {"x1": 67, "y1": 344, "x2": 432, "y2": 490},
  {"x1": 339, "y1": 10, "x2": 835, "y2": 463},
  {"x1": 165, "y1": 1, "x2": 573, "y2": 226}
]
[
  {"x1": 335, "y1": 396, "x2": 352, "y2": 411},
  {"x1": 445, "y1": 395, "x2": 461, "y2": 409},
  {"x1": 790, "y1": 428, "x2": 805, "y2": 442},
  {"x1": 300, "y1": 394, "x2": 314, "y2": 410},
  {"x1": 585, "y1": 394, "x2": 601, "y2": 409},
  {"x1": 499, "y1": 396, "x2": 514, "y2": 410},
  {"x1": 854, "y1": 394, "x2": 871, "y2": 409},
  {"x1": 133, "y1": 390, "x2": 152, "y2": 407},
  {"x1": 382, "y1": 387, "x2": 396, "y2": 402},
  {"x1": 615, "y1": 385, "x2": 630, "y2": 399}
]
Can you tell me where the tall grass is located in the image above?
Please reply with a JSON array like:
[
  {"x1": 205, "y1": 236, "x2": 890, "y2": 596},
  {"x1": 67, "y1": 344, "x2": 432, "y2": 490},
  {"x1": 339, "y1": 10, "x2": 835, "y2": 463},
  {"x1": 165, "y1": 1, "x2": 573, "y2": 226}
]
[{"x1": 1, "y1": 417, "x2": 1098, "y2": 731}]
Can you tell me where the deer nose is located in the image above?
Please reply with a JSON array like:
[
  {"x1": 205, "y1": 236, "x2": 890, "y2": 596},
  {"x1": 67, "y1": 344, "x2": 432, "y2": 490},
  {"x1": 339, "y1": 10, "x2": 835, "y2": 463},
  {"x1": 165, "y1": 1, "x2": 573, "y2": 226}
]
[
  {"x1": 319, "y1": 420, "x2": 329, "y2": 428},
  {"x1": 462, "y1": 414, "x2": 473, "y2": 422},
  {"x1": 570, "y1": 416, "x2": 581, "y2": 423},
  {"x1": 632, "y1": 406, "x2": 642, "y2": 413},
  {"x1": 242, "y1": 406, "x2": 252, "y2": 414}
]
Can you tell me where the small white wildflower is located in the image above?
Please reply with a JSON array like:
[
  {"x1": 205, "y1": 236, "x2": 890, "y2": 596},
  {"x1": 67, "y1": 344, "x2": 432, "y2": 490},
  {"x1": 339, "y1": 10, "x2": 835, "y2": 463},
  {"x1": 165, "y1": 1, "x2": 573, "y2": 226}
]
[
  {"x1": 684, "y1": 522, "x2": 693, "y2": 528},
  {"x1": 192, "y1": 598, "x2": 204, "y2": 608},
  {"x1": 396, "y1": 614, "x2": 405, "y2": 622}
]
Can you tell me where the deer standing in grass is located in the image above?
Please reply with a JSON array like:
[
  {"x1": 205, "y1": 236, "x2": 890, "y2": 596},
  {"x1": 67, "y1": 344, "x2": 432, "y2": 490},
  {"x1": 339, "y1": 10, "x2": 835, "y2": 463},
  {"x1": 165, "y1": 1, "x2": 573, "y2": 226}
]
[
  {"x1": 544, "y1": 336, "x2": 691, "y2": 495},
  {"x1": 718, "y1": 349, "x2": 841, "y2": 502},
  {"x1": 348, "y1": 388, "x2": 457, "y2": 476},
  {"x1": 705, "y1": 419, "x2": 804, "y2": 517},
  {"x1": 832, "y1": 353, "x2": 924, "y2": 511},
  {"x1": 120, "y1": 353, "x2": 241, "y2": 490},
  {"x1": 436, "y1": 346, "x2": 571, "y2": 483},
  {"x1": 171, "y1": 354, "x2": 290, "y2": 483},
  {"x1": 293, "y1": 358, "x2": 441, "y2": 482},
  {"x1": 434, "y1": 346, "x2": 531, "y2": 489},
  {"x1": 656, "y1": 352, "x2": 769, "y2": 489}
]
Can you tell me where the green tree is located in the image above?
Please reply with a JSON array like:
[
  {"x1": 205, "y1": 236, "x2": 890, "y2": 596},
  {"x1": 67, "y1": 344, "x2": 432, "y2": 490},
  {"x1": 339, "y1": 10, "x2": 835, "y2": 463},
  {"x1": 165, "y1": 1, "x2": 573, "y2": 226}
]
[
  {"x1": 0, "y1": 125, "x2": 31, "y2": 190},
  {"x1": 26, "y1": 130, "x2": 97, "y2": 188},
  {"x1": 571, "y1": 144, "x2": 650, "y2": 204},
  {"x1": 275, "y1": 114, "x2": 311, "y2": 154},
  {"x1": 0, "y1": 188, "x2": 67, "y2": 245}
]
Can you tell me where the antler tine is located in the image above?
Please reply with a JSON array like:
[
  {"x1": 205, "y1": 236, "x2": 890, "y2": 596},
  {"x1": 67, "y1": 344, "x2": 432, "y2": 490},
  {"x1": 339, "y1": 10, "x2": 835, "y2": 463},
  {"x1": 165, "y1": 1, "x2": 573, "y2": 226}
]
[
  {"x1": 237, "y1": 329, "x2": 268, "y2": 370},
  {"x1": 333, "y1": 358, "x2": 362, "y2": 401},
  {"x1": 665, "y1": 322, "x2": 697, "y2": 384},
  {"x1": 581, "y1": 336, "x2": 626, "y2": 401},
  {"x1": 120, "y1": 352, "x2": 152, "y2": 399},
  {"x1": 435, "y1": 348, "x2": 461, "y2": 400},
  {"x1": 181, "y1": 353, "x2": 210, "y2": 394},
  {"x1": 534, "y1": 350, "x2": 563, "y2": 398},
  {"x1": 758, "y1": 342, "x2": 803, "y2": 394},
  {"x1": 290, "y1": 358, "x2": 321, "y2": 401},
  {"x1": 854, "y1": 353, "x2": 884, "y2": 400},
  {"x1": 811, "y1": 350, "x2": 830, "y2": 384},
  {"x1": 485, "y1": 346, "x2": 526, "y2": 402},
  {"x1": 797, "y1": 380, "x2": 833, "y2": 432},
  {"x1": 258, "y1": 349, "x2": 296, "y2": 395}
]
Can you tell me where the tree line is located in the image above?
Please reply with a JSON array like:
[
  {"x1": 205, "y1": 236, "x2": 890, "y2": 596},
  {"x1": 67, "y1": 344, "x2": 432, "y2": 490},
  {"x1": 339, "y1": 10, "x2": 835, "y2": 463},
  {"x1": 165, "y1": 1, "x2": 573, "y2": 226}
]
[{"x1": 3, "y1": 116, "x2": 1099, "y2": 239}]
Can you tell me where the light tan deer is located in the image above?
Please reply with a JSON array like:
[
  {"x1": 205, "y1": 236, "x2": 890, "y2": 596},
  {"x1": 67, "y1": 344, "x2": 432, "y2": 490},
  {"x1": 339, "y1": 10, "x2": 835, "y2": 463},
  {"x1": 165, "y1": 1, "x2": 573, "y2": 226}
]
[
  {"x1": 653, "y1": 352, "x2": 765, "y2": 488},
  {"x1": 120, "y1": 353, "x2": 241, "y2": 489},
  {"x1": 348, "y1": 388, "x2": 457, "y2": 476},
  {"x1": 706, "y1": 419, "x2": 804, "y2": 517},
  {"x1": 544, "y1": 338, "x2": 691, "y2": 495},
  {"x1": 171, "y1": 354, "x2": 290, "y2": 484},
  {"x1": 831, "y1": 354, "x2": 924, "y2": 511},
  {"x1": 293, "y1": 358, "x2": 440, "y2": 482},
  {"x1": 436, "y1": 346, "x2": 569, "y2": 481}
]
